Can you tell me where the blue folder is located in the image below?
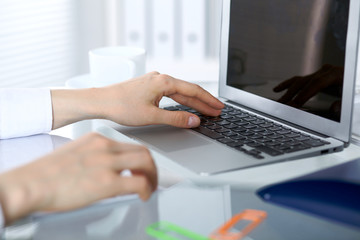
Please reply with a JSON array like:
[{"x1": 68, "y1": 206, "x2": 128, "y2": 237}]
[{"x1": 257, "y1": 158, "x2": 360, "y2": 228}]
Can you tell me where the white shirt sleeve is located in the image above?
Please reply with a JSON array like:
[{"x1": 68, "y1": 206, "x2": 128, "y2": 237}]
[{"x1": 0, "y1": 88, "x2": 53, "y2": 139}]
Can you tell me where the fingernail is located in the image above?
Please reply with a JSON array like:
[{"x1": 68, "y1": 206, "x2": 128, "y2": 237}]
[{"x1": 188, "y1": 116, "x2": 200, "y2": 128}]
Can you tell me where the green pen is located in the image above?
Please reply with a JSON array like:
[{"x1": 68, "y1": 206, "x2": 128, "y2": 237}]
[{"x1": 146, "y1": 221, "x2": 211, "y2": 240}]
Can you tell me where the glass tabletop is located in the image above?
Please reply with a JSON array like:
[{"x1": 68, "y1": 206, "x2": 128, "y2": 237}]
[{"x1": 3, "y1": 182, "x2": 360, "y2": 240}]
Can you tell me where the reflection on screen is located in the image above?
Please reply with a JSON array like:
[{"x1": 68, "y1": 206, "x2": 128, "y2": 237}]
[{"x1": 226, "y1": 0, "x2": 349, "y2": 122}]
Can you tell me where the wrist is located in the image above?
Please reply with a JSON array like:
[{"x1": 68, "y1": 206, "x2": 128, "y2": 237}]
[
  {"x1": 51, "y1": 88, "x2": 105, "y2": 129},
  {"x1": 85, "y1": 85, "x2": 127, "y2": 123}
]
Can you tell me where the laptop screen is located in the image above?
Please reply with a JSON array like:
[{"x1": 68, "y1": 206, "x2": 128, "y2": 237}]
[{"x1": 226, "y1": 0, "x2": 349, "y2": 123}]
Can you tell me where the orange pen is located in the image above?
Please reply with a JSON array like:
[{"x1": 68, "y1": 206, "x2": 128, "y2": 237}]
[{"x1": 209, "y1": 209, "x2": 267, "y2": 240}]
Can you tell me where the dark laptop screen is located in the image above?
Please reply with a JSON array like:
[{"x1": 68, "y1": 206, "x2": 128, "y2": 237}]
[{"x1": 226, "y1": 0, "x2": 349, "y2": 122}]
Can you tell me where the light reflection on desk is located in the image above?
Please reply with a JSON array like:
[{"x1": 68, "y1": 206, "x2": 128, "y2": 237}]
[{"x1": 0, "y1": 134, "x2": 71, "y2": 174}]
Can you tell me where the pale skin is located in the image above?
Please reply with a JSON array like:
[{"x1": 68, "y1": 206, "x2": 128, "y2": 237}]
[{"x1": 0, "y1": 71, "x2": 224, "y2": 225}]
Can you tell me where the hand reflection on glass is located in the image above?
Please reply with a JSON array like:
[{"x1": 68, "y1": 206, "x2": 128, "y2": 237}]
[{"x1": 273, "y1": 64, "x2": 344, "y2": 108}]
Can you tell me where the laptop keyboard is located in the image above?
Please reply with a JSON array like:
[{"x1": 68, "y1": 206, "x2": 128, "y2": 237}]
[{"x1": 164, "y1": 104, "x2": 330, "y2": 160}]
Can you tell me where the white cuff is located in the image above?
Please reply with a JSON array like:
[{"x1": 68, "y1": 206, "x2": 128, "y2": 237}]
[{"x1": 0, "y1": 88, "x2": 53, "y2": 139}]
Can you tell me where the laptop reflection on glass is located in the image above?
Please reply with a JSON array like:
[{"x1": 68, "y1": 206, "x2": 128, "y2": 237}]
[{"x1": 121, "y1": 0, "x2": 359, "y2": 175}]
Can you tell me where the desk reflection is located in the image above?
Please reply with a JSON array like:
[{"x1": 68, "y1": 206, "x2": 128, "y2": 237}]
[{"x1": 0, "y1": 134, "x2": 71, "y2": 173}]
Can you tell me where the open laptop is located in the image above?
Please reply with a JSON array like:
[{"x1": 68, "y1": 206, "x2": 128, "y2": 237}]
[{"x1": 120, "y1": 0, "x2": 360, "y2": 176}]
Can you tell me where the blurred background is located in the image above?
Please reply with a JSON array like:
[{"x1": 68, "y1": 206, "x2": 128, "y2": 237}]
[{"x1": 0, "y1": 0, "x2": 222, "y2": 88}]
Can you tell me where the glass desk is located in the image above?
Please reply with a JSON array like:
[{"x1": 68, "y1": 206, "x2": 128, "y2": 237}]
[{"x1": 3, "y1": 182, "x2": 360, "y2": 240}]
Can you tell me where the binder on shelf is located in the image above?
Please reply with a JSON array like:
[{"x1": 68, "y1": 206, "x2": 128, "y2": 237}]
[
  {"x1": 181, "y1": 0, "x2": 206, "y2": 61},
  {"x1": 124, "y1": 0, "x2": 146, "y2": 48},
  {"x1": 152, "y1": 0, "x2": 175, "y2": 58}
]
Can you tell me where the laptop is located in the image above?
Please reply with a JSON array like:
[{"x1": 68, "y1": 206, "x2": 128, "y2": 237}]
[{"x1": 120, "y1": 0, "x2": 360, "y2": 175}]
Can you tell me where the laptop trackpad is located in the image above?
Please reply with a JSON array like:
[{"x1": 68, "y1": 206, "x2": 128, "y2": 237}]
[{"x1": 125, "y1": 126, "x2": 211, "y2": 153}]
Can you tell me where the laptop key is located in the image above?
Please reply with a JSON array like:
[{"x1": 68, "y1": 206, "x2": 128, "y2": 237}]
[
  {"x1": 216, "y1": 128, "x2": 231, "y2": 133},
  {"x1": 243, "y1": 124, "x2": 257, "y2": 129},
  {"x1": 233, "y1": 127, "x2": 247, "y2": 133},
  {"x1": 269, "y1": 126, "x2": 282, "y2": 131},
  {"x1": 206, "y1": 125, "x2": 222, "y2": 130},
  {"x1": 267, "y1": 134, "x2": 284, "y2": 139},
  {"x1": 227, "y1": 118, "x2": 244, "y2": 123},
  {"x1": 303, "y1": 139, "x2": 326, "y2": 147},
  {"x1": 251, "y1": 119, "x2": 265, "y2": 125},
  {"x1": 210, "y1": 117, "x2": 223, "y2": 122},
  {"x1": 227, "y1": 110, "x2": 242, "y2": 115},
  {"x1": 202, "y1": 122, "x2": 215, "y2": 127},
  {"x1": 244, "y1": 139, "x2": 255, "y2": 144},
  {"x1": 227, "y1": 141, "x2": 244, "y2": 147},
  {"x1": 255, "y1": 145, "x2": 283, "y2": 156},
  {"x1": 257, "y1": 137, "x2": 273, "y2": 143},
  {"x1": 277, "y1": 137, "x2": 294, "y2": 143},
  {"x1": 260, "y1": 123, "x2": 274, "y2": 128},
  {"x1": 242, "y1": 131, "x2": 255, "y2": 136},
  {"x1": 288, "y1": 141, "x2": 302, "y2": 146},
  {"x1": 222, "y1": 132, "x2": 238, "y2": 137},
  {"x1": 266, "y1": 140, "x2": 281, "y2": 147},
  {"x1": 295, "y1": 136, "x2": 311, "y2": 141},
  {"x1": 248, "y1": 133, "x2": 263, "y2": 139},
  {"x1": 192, "y1": 126, "x2": 224, "y2": 139},
  {"x1": 244, "y1": 117, "x2": 257, "y2": 121},
  {"x1": 247, "y1": 142, "x2": 263, "y2": 148},
  {"x1": 230, "y1": 135, "x2": 247, "y2": 141},
  {"x1": 286, "y1": 132, "x2": 301, "y2": 138},
  {"x1": 235, "y1": 113, "x2": 249, "y2": 118},
  {"x1": 234, "y1": 121, "x2": 250, "y2": 126},
  {"x1": 276, "y1": 129, "x2": 292, "y2": 135},
  {"x1": 217, "y1": 120, "x2": 231, "y2": 125},
  {"x1": 221, "y1": 107, "x2": 233, "y2": 113},
  {"x1": 223, "y1": 123, "x2": 239, "y2": 129},
  {"x1": 260, "y1": 131, "x2": 274, "y2": 136},
  {"x1": 252, "y1": 127, "x2": 266, "y2": 133},
  {"x1": 276, "y1": 144, "x2": 292, "y2": 151},
  {"x1": 217, "y1": 138, "x2": 234, "y2": 144},
  {"x1": 220, "y1": 114, "x2": 234, "y2": 119},
  {"x1": 248, "y1": 149, "x2": 261, "y2": 155},
  {"x1": 284, "y1": 144, "x2": 311, "y2": 153}
]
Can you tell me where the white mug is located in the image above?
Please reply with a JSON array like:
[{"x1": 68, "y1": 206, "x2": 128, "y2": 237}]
[{"x1": 89, "y1": 46, "x2": 146, "y2": 87}]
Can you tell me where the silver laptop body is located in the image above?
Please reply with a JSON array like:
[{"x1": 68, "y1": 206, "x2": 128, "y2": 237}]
[{"x1": 120, "y1": 0, "x2": 360, "y2": 176}]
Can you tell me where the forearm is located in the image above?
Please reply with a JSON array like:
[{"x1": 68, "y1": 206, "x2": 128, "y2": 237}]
[{"x1": 51, "y1": 88, "x2": 105, "y2": 129}]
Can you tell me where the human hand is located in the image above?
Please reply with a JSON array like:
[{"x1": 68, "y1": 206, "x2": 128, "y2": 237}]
[
  {"x1": 94, "y1": 72, "x2": 224, "y2": 128},
  {"x1": 51, "y1": 72, "x2": 224, "y2": 129},
  {"x1": 0, "y1": 133, "x2": 157, "y2": 225},
  {"x1": 273, "y1": 64, "x2": 343, "y2": 108}
]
